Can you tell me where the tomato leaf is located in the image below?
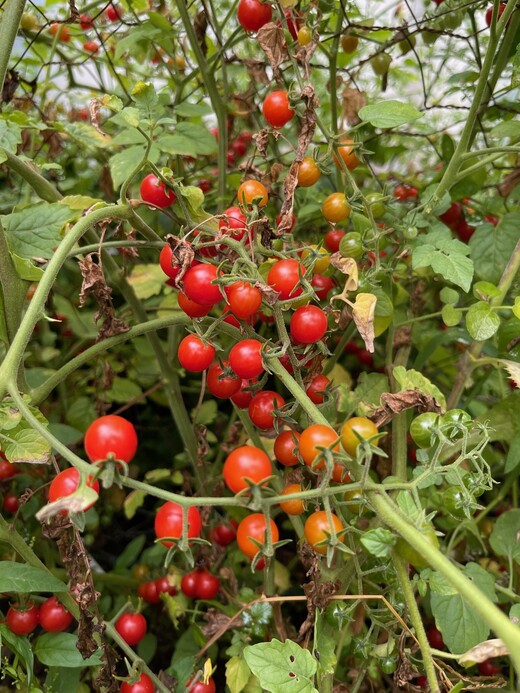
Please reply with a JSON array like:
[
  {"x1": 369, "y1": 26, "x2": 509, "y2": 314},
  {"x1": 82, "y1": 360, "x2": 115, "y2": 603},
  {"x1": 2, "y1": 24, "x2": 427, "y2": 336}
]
[
  {"x1": 465, "y1": 302, "x2": 500, "y2": 340},
  {"x1": 505, "y1": 431, "x2": 520, "y2": 473},
  {"x1": 412, "y1": 230, "x2": 474, "y2": 293},
  {"x1": 34, "y1": 633, "x2": 103, "y2": 667},
  {"x1": 359, "y1": 100, "x2": 423, "y2": 128},
  {"x1": 1, "y1": 203, "x2": 75, "y2": 259},
  {"x1": 0, "y1": 624, "x2": 34, "y2": 683},
  {"x1": 243, "y1": 639, "x2": 318, "y2": 693},
  {"x1": 469, "y1": 214, "x2": 520, "y2": 284},
  {"x1": 360, "y1": 528, "x2": 396, "y2": 557},
  {"x1": 489, "y1": 510, "x2": 520, "y2": 565},
  {"x1": 0, "y1": 563, "x2": 68, "y2": 593},
  {"x1": 226, "y1": 654, "x2": 252, "y2": 693}
]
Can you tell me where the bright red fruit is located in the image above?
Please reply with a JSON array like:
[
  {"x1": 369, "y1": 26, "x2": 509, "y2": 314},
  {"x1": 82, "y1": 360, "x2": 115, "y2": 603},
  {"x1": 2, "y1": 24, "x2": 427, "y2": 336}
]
[
  {"x1": 154, "y1": 575, "x2": 176, "y2": 596},
  {"x1": 0, "y1": 458, "x2": 18, "y2": 480},
  {"x1": 439, "y1": 202, "x2": 462, "y2": 227},
  {"x1": 230, "y1": 379, "x2": 258, "y2": 408},
  {"x1": 267, "y1": 259, "x2": 305, "y2": 300},
  {"x1": 248, "y1": 390, "x2": 285, "y2": 429},
  {"x1": 120, "y1": 673, "x2": 155, "y2": 693},
  {"x1": 226, "y1": 282, "x2": 262, "y2": 319},
  {"x1": 48, "y1": 468, "x2": 100, "y2": 512},
  {"x1": 139, "y1": 174, "x2": 176, "y2": 208},
  {"x1": 263, "y1": 91, "x2": 295, "y2": 128},
  {"x1": 115, "y1": 613, "x2": 147, "y2": 646},
  {"x1": 311, "y1": 274, "x2": 335, "y2": 300},
  {"x1": 237, "y1": 0, "x2": 273, "y2": 32},
  {"x1": 138, "y1": 580, "x2": 160, "y2": 604},
  {"x1": 212, "y1": 520, "x2": 238, "y2": 546},
  {"x1": 79, "y1": 14, "x2": 93, "y2": 30},
  {"x1": 186, "y1": 677, "x2": 217, "y2": 693},
  {"x1": 84, "y1": 415, "x2": 138, "y2": 463},
  {"x1": 6, "y1": 603, "x2": 39, "y2": 635},
  {"x1": 207, "y1": 361, "x2": 241, "y2": 398},
  {"x1": 324, "y1": 229, "x2": 345, "y2": 253},
  {"x1": 105, "y1": 4, "x2": 123, "y2": 21},
  {"x1": 274, "y1": 430, "x2": 301, "y2": 466},
  {"x1": 155, "y1": 501, "x2": 202, "y2": 547},
  {"x1": 3, "y1": 494, "x2": 19, "y2": 514},
  {"x1": 177, "y1": 334, "x2": 215, "y2": 372},
  {"x1": 485, "y1": 3, "x2": 506, "y2": 27},
  {"x1": 305, "y1": 374, "x2": 330, "y2": 404},
  {"x1": 290, "y1": 305, "x2": 328, "y2": 344},
  {"x1": 39, "y1": 596, "x2": 74, "y2": 632},
  {"x1": 183, "y1": 264, "x2": 222, "y2": 306},
  {"x1": 159, "y1": 245, "x2": 180, "y2": 280},
  {"x1": 229, "y1": 339, "x2": 264, "y2": 379},
  {"x1": 177, "y1": 291, "x2": 212, "y2": 318},
  {"x1": 426, "y1": 625, "x2": 445, "y2": 650},
  {"x1": 219, "y1": 206, "x2": 248, "y2": 241},
  {"x1": 454, "y1": 219, "x2": 475, "y2": 242},
  {"x1": 223, "y1": 445, "x2": 272, "y2": 493}
]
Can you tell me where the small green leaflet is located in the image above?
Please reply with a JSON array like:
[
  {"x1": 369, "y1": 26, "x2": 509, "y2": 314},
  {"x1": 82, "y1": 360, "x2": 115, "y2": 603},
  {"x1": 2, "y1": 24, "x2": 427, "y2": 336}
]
[
  {"x1": 465, "y1": 302, "x2": 500, "y2": 340},
  {"x1": 244, "y1": 640, "x2": 318, "y2": 693},
  {"x1": 469, "y1": 214, "x2": 520, "y2": 284},
  {"x1": 413, "y1": 229, "x2": 473, "y2": 293},
  {"x1": 226, "y1": 655, "x2": 252, "y2": 693},
  {"x1": 360, "y1": 528, "x2": 396, "y2": 557},
  {"x1": 505, "y1": 430, "x2": 520, "y2": 473},
  {"x1": 34, "y1": 633, "x2": 103, "y2": 667},
  {"x1": 1, "y1": 203, "x2": 76, "y2": 259},
  {"x1": 489, "y1": 510, "x2": 520, "y2": 564},
  {"x1": 0, "y1": 563, "x2": 68, "y2": 593},
  {"x1": 359, "y1": 100, "x2": 423, "y2": 129}
]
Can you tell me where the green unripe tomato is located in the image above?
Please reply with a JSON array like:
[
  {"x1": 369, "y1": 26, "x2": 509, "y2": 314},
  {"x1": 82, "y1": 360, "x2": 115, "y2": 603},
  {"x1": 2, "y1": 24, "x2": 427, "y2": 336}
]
[
  {"x1": 380, "y1": 657, "x2": 397, "y2": 675},
  {"x1": 440, "y1": 408, "x2": 471, "y2": 439},
  {"x1": 339, "y1": 232, "x2": 363, "y2": 260},
  {"x1": 341, "y1": 33, "x2": 359, "y2": 53},
  {"x1": 409, "y1": 412, "x2": 439, "y2": 448},
  {"x1": 370, "y1": 52, "x2": 392, "y2": 76},
  {"x1": 403, "y1": 225, "x2": 418, "y2": 240},
  {"x1": 443, "y1": 486, "x2": 471, "y2": 519},
  {"x1": 20, "y1": 12, "x2": 37, "y2": 30},
  {"x1": 324, "y1": 602, "x2": 352, "y2": 628},
  {"x1": 395, "y1": 525, "x2": 439, "y2": 569},
  {"x1": 366, "y1": 192, "x2": 385, "y2": 219}
]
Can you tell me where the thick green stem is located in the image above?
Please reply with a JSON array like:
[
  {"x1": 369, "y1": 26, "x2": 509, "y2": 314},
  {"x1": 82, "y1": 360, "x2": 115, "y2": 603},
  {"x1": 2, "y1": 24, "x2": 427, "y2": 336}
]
[
  {"x1": 1, "y1": 149, "x2": 63, "y2": 202},
  {"x1": 0, "y1": 0, "x2": 26, "y2": 98},
  {"x1": 0, "y1": 220, "x2": 27, "y2": 346}
]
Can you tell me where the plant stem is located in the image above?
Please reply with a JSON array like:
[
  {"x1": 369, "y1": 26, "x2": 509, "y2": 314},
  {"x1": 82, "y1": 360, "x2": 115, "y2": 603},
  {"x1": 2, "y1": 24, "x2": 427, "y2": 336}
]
[
  {"x1": 0, "y1": 0, "x2": 26, "y2": 98},
  {"x1": 0, "y1": 220, "x2": 28, "y2": 346}
]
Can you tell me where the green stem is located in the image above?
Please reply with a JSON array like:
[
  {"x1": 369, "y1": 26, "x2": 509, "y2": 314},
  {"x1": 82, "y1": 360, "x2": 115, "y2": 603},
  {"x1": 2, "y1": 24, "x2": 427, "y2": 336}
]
[
  {"x1": 0, "y1": 220, "x2": 27, "y2": 346},
  {"x1": 0, "y1": 0, "x2": 26, "y2": 97},
  {"x1": 1, "y1": 149, "x2": 63, "y2": 202},
  {"x1": 391, "y1": 346, "x2": 411, "y2": 481},
  {"x1": 393, "y1": 553, "x2": 440, "y2": 693}
]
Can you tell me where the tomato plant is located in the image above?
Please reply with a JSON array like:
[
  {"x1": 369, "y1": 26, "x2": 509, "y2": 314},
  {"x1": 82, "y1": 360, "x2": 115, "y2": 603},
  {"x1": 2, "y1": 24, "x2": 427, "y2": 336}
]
[
  {"x1": 237, "y1": 514, "x2": 279, "y2": 559},
  {"x1": 223, "y1": 445, "x2": 271, "y2": 493},
  {"x1": 84, "y1": 415, "x2": 138, "y2": 464}
]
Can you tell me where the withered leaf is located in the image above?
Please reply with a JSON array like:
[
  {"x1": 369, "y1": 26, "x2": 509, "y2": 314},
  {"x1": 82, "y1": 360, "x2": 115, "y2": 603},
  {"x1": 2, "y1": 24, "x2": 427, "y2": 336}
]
[
  {"x1": 459, "y1": 638, "x2": 509, "y2": 665},
  {"x1": 88, "y1": 99, "x2": 107, "y2": 137},
  {"x1": 342, "y1": 86, "x2": 366, "y2": 126},
  {"x1": 200, "y1": 609, "x2": 244, "y2": 638},
  {"x1": 194, "y1": 10, "x2": 208, "y2": 56},
  {"x1": 352, "y1": 292, "x2": 377, "y2": 353},
  {"x1": 165, "y1": 234, "x2": 194, "y2": 287},
  {"x1": 370, "y1": 391, "x2": 443, "y2": 427},
  {"x1": 244, "y1": 59, "x2": 269, "y2": 85},
  {"x1": 330, "y1": 254, "x2": 358, "y2": 290},
  {"x1": 257, "y1": 22, "x2": 287, "y2": 76}
]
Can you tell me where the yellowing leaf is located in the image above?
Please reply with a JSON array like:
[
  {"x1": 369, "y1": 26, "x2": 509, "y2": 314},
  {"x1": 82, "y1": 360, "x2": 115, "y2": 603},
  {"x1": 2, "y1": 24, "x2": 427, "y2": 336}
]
[
  {"x1": 127, "y1": 263, "x2": 166, "y2": 299},
  {"x1": 458, "y1": 638, "x2": 509, "y2": 666},
  {"x1": 352, "y1": 292, "x2": 377, "y2": 353}
]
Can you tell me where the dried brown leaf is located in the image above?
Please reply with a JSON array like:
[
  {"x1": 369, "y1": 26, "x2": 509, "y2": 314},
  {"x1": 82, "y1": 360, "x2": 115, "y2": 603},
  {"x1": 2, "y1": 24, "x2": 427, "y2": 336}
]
[
  {"x1": 459, "y1": 638, "x2": 509, "y2": 665},
  {"x1": 330, "y1": 254, "x2": 358, "y2": 290},
  {"x1": 342, "y1": 87, "x2": 366, "y2": 126},
  {"x1": 88, "y1": 99, "x2": 107, "y2": 137},
  {"x1": 352, "y1": 292, "x2": 377, "y2": 353},
  {"x1": 200, "y1": 609, "x2": 244, "y2": 638},
  {"x1": 370, "y1": 391, "x2": 443, "y2": 427},
  {"x1": 257, "y1": 22, "x2": 287, "y2": 77},
  {"x1": 194, "y1": 10, "x2": 208, "y2": 56},
  {"x1": 244, "y1": 59, "x2": 269, "y2": 85}
]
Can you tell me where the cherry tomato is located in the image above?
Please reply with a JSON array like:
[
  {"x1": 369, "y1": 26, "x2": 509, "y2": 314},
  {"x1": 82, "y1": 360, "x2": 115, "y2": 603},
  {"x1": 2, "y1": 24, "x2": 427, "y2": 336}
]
[
  {"x1": 50, "y1": 23, "x2": 70, "y2": 42},
  {"x1": 297, "y1": 26, "x2": 312, "y2": 46},
  {"x1": 177, "y1": 334, "x2": 215, "y2": 372},
  {"x1": 339, "y1": 231, "x2": 363, "y2": 259},
  {"x1": 226, "y1": 282, "x2": 262, "y2": 319},
  {"x1": 212, "y1": 519, "x2": 238, "y2": 546},
  {"x1": 178, "y1": 291, "x2": 212, "y2": 318},
  {"x1": 340, "y1": 417, "x2": 378, "y2": 456},
  {"x1": 439, "y1": 202, "x2": 462, "y2": 227},
  {"x1": 426, "y1": 625, "x2": 445, "y2": 650},
  {"x1": 304, "y1": 510, "x2": 344, "y2": 554},
  {"x1": 305, "y1": 374, "x2": 330, "y2": 404},
  {"x1": 223, "y1": 445, "x2": 272, "y2": 493},
  {"x1": 311, "y1": 274, "x2": 335, "y2": 301},
  {"x1": 248, "y1": 390, "x2": 285, "y2": 430},
  {"x1": 83, "y1": 40, "x2": 99, "y2": 53},
  {"x1": 395, "y1": 525, "x2": 439, "y2": 569},
  {"x1": 105, "y1": 4, "x2": 123, "y2": 21},
  {"x1": 229, "y1": 339, "x2": 264, "y2": 379},
  {"x1": 115, "y1": 613, "x2": 147, "y2": 646},
  {"x1": 186, "y1": 678, "x2": 217, "y2": 693},
  {"x1": 237, "y1": 0, "x2": 272, "y2": 32},
  {"x1": 454, "y1": 219, "x2": 475, "y2": 242},
  {"x1": 159, "y1": 245, "x2": 181, "y2": 280},
  {"x1": 79, "y1": 14, "x2": 93, "y2": 30},
  {"x1": 231, "y1": 378, "x2": 258, "y2": 408},
  {"x1": 290, "y1": 305, "x2": 328, "y2": 344},
  {"x1": 280, "y1": 484, "x2": 305, "y2": 515},
  {"x1": 409, "y1": 412, "x2": 439, "y2": 448},
  {"x1": 380, "y1": 657, "x2": 397, "y2": 675},
  {"x1": 3, "y1": 494, "x2": 19, "y2": 514},
  {"x1": 155, "y1": 575, "x2": 176, "y2": 596},
  {"x1": 370, "y1": 52, "x2": 392, "y2": 76},
  {"x1": 195, "y1": 570, "x2": 220, "y2": 599},
  {"x1": 324, "y1": 229, "x2": 345, "y2": 253},
  {"x1": 485, "y1": 3, "x2": 506, "y2": 27},
  {"x1": 333, "y1": 136, "x2": 360, "y2": 171},
  {"x1": 299, "y1": 425, "x2": 339, "y2": 469},
  {"x1": 267, "y1": 259, "x2": 305, "y2": 300},
  {"x1": 49, "y1": 468, "x2": 100, "y2": 512},
  {"x1": 332, "y1": 462, "x2": 351, "y2": 483},
  {"x1": 237, "y1": 179, "x2": 268, "y2": 208},
  {"x1": 274, "y1": 430, "x2": 301, "y2": 466},
  {"x1": 276, "y1": 212, "x2": 297, "y2": 232},
  {"x1": 6, "y1": 602, "x2": 39, "y2": 635},
  {"x1": 219, "y1": 206, "x2": 248, "y2": 241},
  {"x1": 183, "y1": 263, "x2": 222, "y2": 306},
  {"x1": 322, "y1": 193, "x2": 351, "y2": 223},
  {"x1": 138, "y1": 580, "x2": 160, "y2": 604},
  {"x1": 207, "y1": 361, "x2": 241, "y2": 399},
  {"x1": 180, "y1": 571, "x2": 199, "y2": 598},
  {"x1": 120, "y1": 673, "x2": 155, "y2": 693},
  {"x1": 478, "y1": 658, "x2": 501, "y2": 676},
  {"x1": 154, "y1": 501, "x2": 202, "y2": 547},
  {"x1": 0, "y1": 459, "x2": 18, "y2": 480},
  {"x1": 139, "y1": 173, "x2": 176, "y2": 208},
  {"x1": 85, "y1": 415, "x2": 138, "y2": 463},
  {"x1": 297, "y1": 157, "x2": 321, "y2": 187},
  {"x1": 440, "y1": 408, "x2": 471, "y2": 439},
  {"x1": 394, "y1": 184, "x2": 417, "y2": 200},
  {"x1": 39, "y1": 596, "x2": 74, "y2": 632},
  {"x1": 237, "y1": 513, "x2": 279, "y2": 559},
  {"x1": 263, "y1": 90, "x2": 295, "y2": 128},
  {"x1": 341, "y1": 32, "x2": 359, "y2": 53}
]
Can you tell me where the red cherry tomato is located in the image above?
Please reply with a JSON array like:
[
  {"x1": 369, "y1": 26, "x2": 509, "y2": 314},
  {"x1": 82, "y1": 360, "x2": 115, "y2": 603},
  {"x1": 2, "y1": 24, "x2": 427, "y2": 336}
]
[
  {"x1": 3, "y1": 494, "x2": 19, "y2": 514},
  {"x1": 478, "y1": 658, "x2": 501, "y2": 676},
  {"x1": 229, "y1": 339, "x2": 264, "y2": 379},
  {"x1": 6, "y1": 602, "x2": 39, "y2": 635},
  {"x1": 439, "y1": 202, "x2": 462, "y2": 227},
  {"x1": 177, "y1": 334, "x2": 215, "y2": 372},
  {"x1": 120, "y1": 672, "x2": 155, "y2": 693},
  {"x1": 237, "y1": 513, "x2": 279, "y2": 559},
  {"x1": 226, "y1": 282, "x2": 262, "y2": 319},
  {"x1": 290, "y1": 305, "x2": 328, "y2": 344},
  {"x1": 305, "y1": 374, "x2": 330, "y2": 404},
  {"x1": 248, "y1": 390, "x2": 285, "y2": 430},
  {"x1": 195, "y1": 570, "x2": 220, "y2": 600},
  {"x1": 262, "y1": 90, "x2": 295, "y2": 128},
  {"x1": 322, "y1": 193, "x2": 351, "y2": 223},
  {"x1": 39, "y1": 596, "x2": 74, "y2": 632},
  {"x1": 0, "y1": 459, "x2": 18, "y2": 480},
  {"x1": 212, "y1": 520, "x2": 238, "y2": 546},
  {"x1": 299, "y1": 424, "x2": 339, "y2": 470},
  {"x1": 207, "y1": 361, "x2": 242, "y2": 399},
  {"x1": 49, "y1": 468, "x2": 100, "y2": 512},
  {"x1": 154, "y1": 575, "x2": 176, "y2": 596},
  {"x1": 454, "y1": 219, "x2": 475, "y2": 243},
  {"x1": 159, "y1": 245, "x2": 181, "y2": 280},
  {"x1": 84, "y1": 415, "x2": 138, "y2": 463},
  {"x1": 274, "y1": 430, "x2": 301, "y2": 466},
  {"x1": 324, "y1": 229, "x2": 345, "y2": 253},
  {"x1": 237, "y1": 0, "x2": 273, "y2": 32},
  {"x1": 115, "y1": 613, "x2": 147, "y2": 646},
  {"x1": 79, "y1": 14, "x2": 94, "y2": 30},
  {"x1": 230, "y1": 379, "x2": 258, "y2": 408},
  {"x1": 485, "y1": 3, "x2": 506, "y2": 27},
  {"x1": 304, "y1": 510, "x2": 344, "y2": 554},
  {"x1": 50, "y1": 23, "x2": 70, "y2": 42},
  {"x1": 154, "y1": 501, "x2": 202, "y2": 547},
  {"x1": 426, "y1": 625, "x2": 445, "y2": 650},
  {"x1": 311, "y1": 274, "x2": 335, "y2": 300},
  {"x1": 183, "y1": 263, "x2": 222, "y2": 306},
  {"x1": 223, "y1": 445, "x2": 272, "y2": 493},
  {"x1": 139, "y1": 173, "x2": 176, "y2": 208},
  {"x1": 105, "y1": 4, "x2": 123, "y2": 21},
  {"x1": 177, "y1": 291, "x2": 212, "y2": 318},
  {"x1": 267, "y1": 259, "x2": 305, "y2": 300},
  {"x1": 138, "y1": 580, "x2": 160, "y2": 604},
  {"x1": 186, "y1": 678, "x2": 217, "y2": 693},
  {"x1": 219, "y1": 206, "x2": 248, "y2": 241}
]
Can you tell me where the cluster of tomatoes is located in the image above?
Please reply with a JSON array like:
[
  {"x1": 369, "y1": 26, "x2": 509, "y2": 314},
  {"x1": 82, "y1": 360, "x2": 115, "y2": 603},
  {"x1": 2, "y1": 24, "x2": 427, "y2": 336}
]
[
  {"x1": 2, "y1": 596, "x2": 73, "y2": 636},
  {"x1": 0, "y1": 452, "x2": 21, "y2": 516}
]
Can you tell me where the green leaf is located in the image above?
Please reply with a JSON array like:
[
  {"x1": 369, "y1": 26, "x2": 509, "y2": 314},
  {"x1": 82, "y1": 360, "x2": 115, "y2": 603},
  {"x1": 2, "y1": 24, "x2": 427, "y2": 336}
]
[
  {"x1": 226, "y1": 655, "x2": 252, "y2": 693},
  {"x1": 106, "y1": 377, "x2": 142, "y2": 403},
  {"x1": 513, "y1": 296, "x2": 520, "y2": 320},
  {"x1": 470, "y1": 214, "x2": 520, "y2": 284},
  {"x1": 109, "y1": 145, "x2": 159, "y2": 191},
  {"x1": 55, "y1": 122, "x2": 112, "y2": 149},
  {"x1": 65, "y1": 396, "x2": 96, "y2": 433},
  {"x1": 1, "y1": 203, "x2": 75, "y2": 259},
  {"x1": 53, "y1": 295, "x2": 98, "y2": 340},
  {"x1": 193, "y1": 400, "x2": 218, "y2": 426},
  {"x1": 413, "y1": 230, "x2": 474, "y2": 293},
  {"x1": 0, "y1": 563, "x2": 68, "y2": 593},
  {"x1": 489, "y1": 120, "x2": 520, "y2": 138},
  {"x1": 478, "y1": 393, "x2": 520, "y2": 443},
  {"x1": 34, "y1": 633, "x2": 103, "y2": 667},
  {"x1": 0, "y1": 119, "x2": 22, "y2": 152},
  {"x1": 489, "y1": 510, "x2": 520, "y2": 565},
  {"x1": 441, "y1": 304, "x2": 462, "y2": 327},
  {"x1": 0, "y1": 624, "x2": 34, "y2": 683},
  {"x1": 45, "y1": 667, "x2": 81, "y2": 693},
  {"x1": 359, "y1": 101, "x2": 423, "y2": 129},
  {"x1": 5, "y1": 428, "x2": 51, "y2": 465},
  {"x1": 314, "y1": 620, "x2": 337, "y2": 677},
  {"x1": 48, "y1": 423, "x2": 83, "y2": 446},
  {"x1": 101, "y1": 94, "x2": 124, "y2": 112},
  {"x1": 393, "y1": 366, "x2": 446, "y2": 410},
  {"x1": 158, "y1": 123, "x2": 217, "y2": 157},
  {"x1": 360, "y1": 528, "x2": 396, "y2": 557},
  {"x1": 120, "y1": 107, "x2": 141, "y2": 128},
  {"x1": 126, "y1": 263, "x2": 167, "y2": 299},
  {"x1": 337, "y1": 372, "x2": 389, "y2": 417},
  {"x1": 114, "y1": 535, "x2": 146, "y2": 569},
  {"x1": 439, "y1": 287, "x2": 459, "y2": 305},
  {"x1": 243, "y1": 640, "x2": 318, "y2": 693},
  {"x1": 473, "y1": 281, "x2": 501, "y2": 301},
  {"x1": 10, "y1": 253, "x2": 44, "y2": 281},
  {"x1": 465, "y1": 302, "x2": 500, "y2": 340},
  {"x1": 505, "y1": 430, "x2": 520, "y2": 473},
  {"x1": 131, "y1": 81, "x2": 159, "y2": 110},
  {"x1": 175, "y1": 102, "x2": 212, "y2": 117},
  {"x1": 60, "y1": 195, "x2": 102, "y2": 210}
]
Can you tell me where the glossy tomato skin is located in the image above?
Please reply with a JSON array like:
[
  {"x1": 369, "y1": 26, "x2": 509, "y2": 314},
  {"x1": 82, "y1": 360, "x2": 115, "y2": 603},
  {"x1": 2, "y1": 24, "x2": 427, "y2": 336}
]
[
  {"x1": 263, "y1": 90, "x2": 295, "y2": 128},
  {"x1": 290, "y1": 305, "x2": 328, "y2": 344},
  {"x1": 409, "y1": 412, "x2": 439, "y2": 448},
  {"x1": 248, "y1": 390, "x2": 286, "y2": 430},
  {"x1": 154, "y1": 502, "x2": 202, "y2": 547},
  {"x1": 237, "y1": 0, "x2": 272, "y2": 32},
  {"x1": 231, "y1": 379, "x2": 258, "y2": 408},
  {"x1": 305, "y1": 374, "x2": 330, "y2": 404},
  {"x1": 485, "y1": 3, "x2": 506, "y2": 27},
  {"x1": 324, "y1": 229, "x2": 345, "y2": 253},
  {"x1": 207, "y1": 361, "x2": 241, "y2": 399},
  {"x1": 304, "y1": 511, "x2": 344, "y2": 554},
  {"x1": 237, "y1": 514, "x2": 279, "y2": 559},
  {"x1": 219, "y1": 206, "x2": 248, "y2": 241},
  {"x1": 177, "y1": 335, "x2": 215, "y2": 372},
  {"x1": 279, "y1": 484, "x2": 305, "y2": 515},
  {"x1": 195, "y1": 570, "x2": 220, "y2": 600},
  {"x1": 311, "y1": 274, "x2": 335, "y2": 301},
  {"x1": 154, "y1": 575, "x2": 176, "y2": 596},
  {"x1": 223, "y1": 445, "x2": 272, "y2": 493},
  {"x1": 186, "y1": 678, "x2": 217, "y2": 693},
  {"x1": 297, "y1": 157, "x2": 321, "y2": 187},
  {"x1": 237, "y1": 179, "x2": 268, "y2": 208},
  {"x1": 3, "y1": 494, "x2": 19, "y2": 514},
  {"x1": 6, "y1": 602, "x2": 39, "y2": 635},
  {"x1": 49, "y1": 468, "x2": 100, "y2": 512},
  {"x1": 212, "y1": 520, "x2": 238, "y2": 546},
  {"x1": 274, "y1": 430, "x2": 301, "y2": 467},
  {"x1": 340, "y1": 417, "x2": 378, "y2": 457},
  {"x1": 299, "y1": 425, "x2": 339, "y2": 469},
  {"x1": 267, "y1": 259, "x2": 305, "y2": 300},
  {"x1": 0, "y1": 458, "x2": 18, "y2": 480},
  {"x1": 322, "y1": 193, "x2": 351, "y2": 223},
  {"x1": 159, "y1": 245, "x2": 181, "y2": 280},
  {"x1": 39, "y1": 596, "x2": 74, "y2": 632},
  {"x1": 84, "y1": 415, "x2": 138, "y2": 463},
  {"x1": 180, "y1": 571, "x2": 199, "y2": 598},
  {"x1": 105, "y1": 4, "x2": 122, "y2": 21},
  {"x1": 139, "y1": 174, "x2": 176, "y2": 208},
  {"x1": 183, "y1": 264, "x2": 222, "y2": 306},
  {"x1": 138, "y1": 580, "x2": 160, "y2": 604},
  {"x1": 426, "y1": 625, "x2": 445, "y2": 650},
  {"x1": 120, "y1": 672, "x2": 155, "y2": 693},
  {"x1": 226, "y1": 282, "x2": 262, "y2": 319},
  {"x1": 333, "y1": 136, "x2": 360, "y2": 171},
  {"x1": 115, "y1": 613, "x2": 147, "y2": 646},
  {"x1": 229, "y1": 339, "x2": 264, "y2": 379},
  {"x1": 177, "y1": 291, "x2": 211, "y2": 318}
]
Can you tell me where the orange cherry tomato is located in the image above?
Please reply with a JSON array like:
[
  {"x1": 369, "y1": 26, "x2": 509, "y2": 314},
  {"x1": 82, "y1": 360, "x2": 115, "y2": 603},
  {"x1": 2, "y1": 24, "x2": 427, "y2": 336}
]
[{"x1": 237, "y1": 179, "x2": 268, "y2": 208}]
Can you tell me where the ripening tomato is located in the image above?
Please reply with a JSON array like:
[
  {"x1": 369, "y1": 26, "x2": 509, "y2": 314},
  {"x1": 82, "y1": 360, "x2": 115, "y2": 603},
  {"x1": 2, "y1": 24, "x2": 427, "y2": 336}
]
[
  {"x1": 300, "y1": 244, "x2": 330, "y2": 274},
  {"x1": 237, "y1": 179, "x2": 268, "y2": 208},
  {"x1": 290, "y1": 305, "x2": 328, "y2": 344},
  {"x1": 0, "y1": 459, "x2": 18, "y2": 480},
  {"x1": 177, "y1": 334, "x2": 215, "y2": 372},
  {"x1": 219, "y1": 206, "x2": 248, "y2": 240},
  {"x1": 341, "y1": 32, "x2": 359, "y2": 53},
  {"x1": 226, "y1": 282, "x2": 262, "y2": 319},
  {"x1": 207, "y1": 361, "x2": 242, "y2": 398},
  {"x1": 50, "y1": 23, "x2": 70, "y2": 42},
  {"x1": 237, "y1": 0, "x2": 273, "y2": 32},
  {"x1": 177, "y1": 291, "x2": 212, "y2": 318},
  {"x1": 183, "y1": 263, "x2": 222, "y2": 306},
  {"x1": 370, "y1": 52, "x2": 392, "y2": 75},
  {"x1": 6, "y1": 603, "x2": 39, "y2": 635},
  {"x1": 333, "y1": 136, "x2": 360, "y2": 171},
  {"x1": 267, "y1": 259, "x2": 305, "y2": 300},
  {"x1": 120, "y1": 673, "x2": 155, "y2": 693},
  {"x1": 249, "y1": 390, "x2": 285, "y2": 430},
  {"x1": 154, "y1": 501, "x2": 202, "y2": 547},
  {"x1": 237, "y1": 513, "x2": 279, "y2": 559},
  {"x1": 332, "y1": 462, "x2": 351, "y2": 483},
  {"x1": 49, "y1": 468, "x2": 100, "y2": 512},
  {"x1": 139, "y1": 173, "x2": 176, "y2": 208},
  {"x1": 84, "y1": 415, "x2": 138, "y2": 463},
  {"x1": 79, "y1": 13, "x2": 93, "y2": 30},
  {"x1": 39, "y1": 596, "x2": 74, "y2": 632},
  {"x1": 83, "y1": 40, "x2": 99, "y2": 53},
  {"x1": 297, "y1": 157, "x2": 321, "y2": 187},
  {"x1": 231, "y1": 378, "x2": 258, "y2": 408},
  {"x1": 280, "y1": 484, "x2": 305, "y2": 515},
  {"x1": 485, "y1": 3, "x2": 506, "y2": 27},
  {"x1": 274, "y1": 430, "x2": 301, "y2": 466},
  {"x1": 305, "y1": 374, "x2": 330, "y2": 404},
  {"x1": 297, "y1": 26, "x2": 312, "y2": 46},
  {"x1": 324, "y1": 229, "x2": 345, "y2": 253},
  {"x1": 340, "y1": 417, "x2": 378, "y2": 456},
  {"x1": 322, "y1": 193, "x2": 351, "y2": 223},
  {"x1": 229, "y1": 339, "x2": 264, "y2": 379},
  {"x1": 304, "y1": 510, "x2": 344, "y2": 554},
  {"x1": 263, "y1": 90, "x2": 295, "y2": 128},
  {"x1": 299, "y1": 425, "x2": 339, "y2": 469},
  {"x1": 223, "y1": 445, "x2": 272, "y2": 493},
  {"x1": 409, "y1": 412, "x2": 439, "y2": 448}
]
